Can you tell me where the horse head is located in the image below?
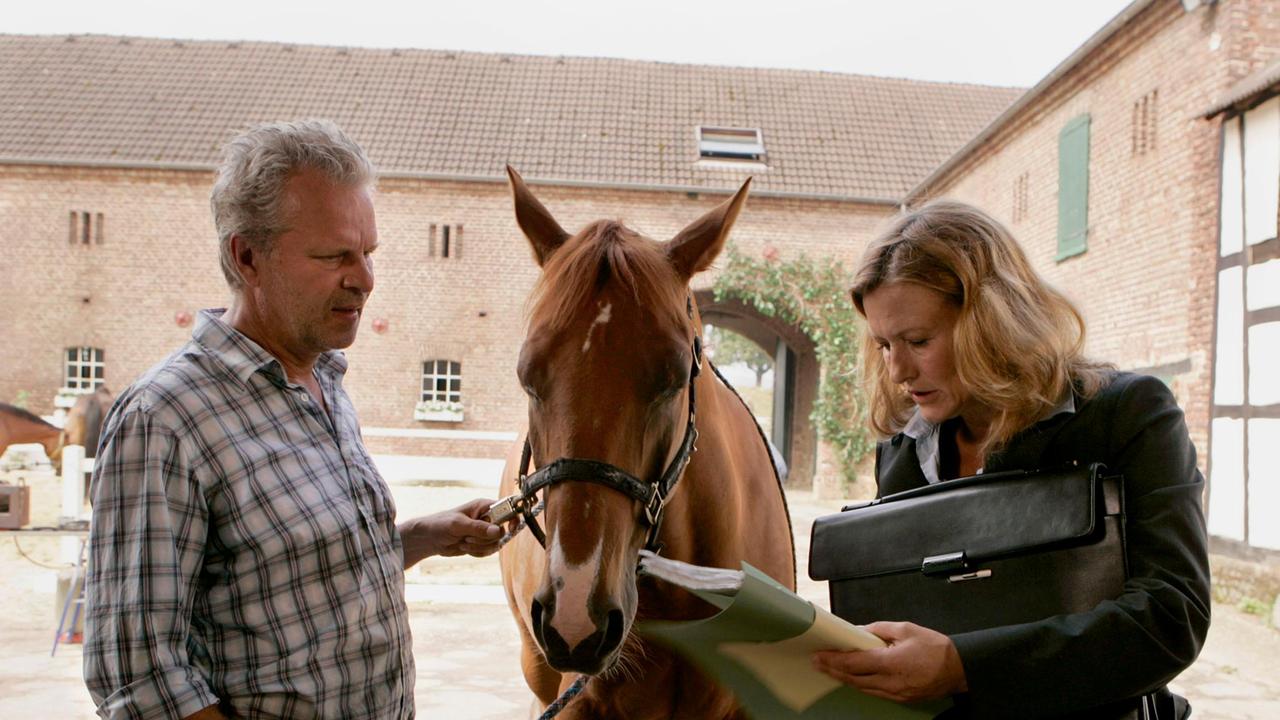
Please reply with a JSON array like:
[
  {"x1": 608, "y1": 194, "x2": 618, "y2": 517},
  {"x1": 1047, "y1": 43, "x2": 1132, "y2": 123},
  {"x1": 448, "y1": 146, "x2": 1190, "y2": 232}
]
[
  {"x1": 507, "y1": 167, "x2": 749, "y2": 675},
  {"x1": 67, "y1": 386, "x2": 112, "y2": 457}
]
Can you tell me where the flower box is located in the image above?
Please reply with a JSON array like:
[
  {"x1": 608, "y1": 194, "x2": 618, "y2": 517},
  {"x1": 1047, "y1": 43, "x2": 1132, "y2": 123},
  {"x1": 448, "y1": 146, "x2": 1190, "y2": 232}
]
[
  {"x1": 414, "y1": 401, "x2": 464, "y2": 423},
  {"x1": 54, "y1": 388, "x2": 90, "y2": 409}
]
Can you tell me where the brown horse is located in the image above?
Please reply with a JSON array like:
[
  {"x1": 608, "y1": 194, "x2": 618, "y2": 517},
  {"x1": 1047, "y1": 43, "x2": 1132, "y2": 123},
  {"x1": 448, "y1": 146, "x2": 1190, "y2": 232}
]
[
  {"x1": 498, "y1": 167, "x2": 796, "y2": 720},
  {"x1": 61, "y1": 386, "x2": 112, "y2": 465},
  {"x1": 0, "y1": 402, "x2": 63, "y2": 465},
  {"x1": 0, "y1": 387, "x2": 112, "y2": 473}
]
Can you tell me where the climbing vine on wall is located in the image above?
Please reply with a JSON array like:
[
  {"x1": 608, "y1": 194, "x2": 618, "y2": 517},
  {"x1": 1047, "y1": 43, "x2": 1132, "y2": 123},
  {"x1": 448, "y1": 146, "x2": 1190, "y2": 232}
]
[{"x1": 712, "y1": 246, "x2": 873, "y2": 487}]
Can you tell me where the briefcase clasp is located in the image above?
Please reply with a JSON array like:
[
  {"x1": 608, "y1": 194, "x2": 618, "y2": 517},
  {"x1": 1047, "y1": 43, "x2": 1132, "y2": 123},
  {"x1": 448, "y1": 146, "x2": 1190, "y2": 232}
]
[{"x1": 921, "y1": 551, "x2": 969, "y2": 577}]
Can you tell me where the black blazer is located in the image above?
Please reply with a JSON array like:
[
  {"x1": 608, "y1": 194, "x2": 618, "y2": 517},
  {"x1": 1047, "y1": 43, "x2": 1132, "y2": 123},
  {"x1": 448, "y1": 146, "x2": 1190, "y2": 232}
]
[{"x1": 874, "y1": 372, "x2": 1210, "y2": 719}]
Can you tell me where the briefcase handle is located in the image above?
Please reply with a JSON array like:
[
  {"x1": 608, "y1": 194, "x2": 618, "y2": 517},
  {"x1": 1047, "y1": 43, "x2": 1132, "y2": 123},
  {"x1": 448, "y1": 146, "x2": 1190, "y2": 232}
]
[{"x1": 842, "y1": 462, "x2": 1108, "y2": 512}]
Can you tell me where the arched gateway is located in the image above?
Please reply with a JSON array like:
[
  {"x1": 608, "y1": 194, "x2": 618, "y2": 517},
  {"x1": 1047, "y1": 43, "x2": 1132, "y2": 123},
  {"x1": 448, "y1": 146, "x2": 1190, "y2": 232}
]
[{"x1": 695, "y1": 290, "x2": 819, "y2": 490}]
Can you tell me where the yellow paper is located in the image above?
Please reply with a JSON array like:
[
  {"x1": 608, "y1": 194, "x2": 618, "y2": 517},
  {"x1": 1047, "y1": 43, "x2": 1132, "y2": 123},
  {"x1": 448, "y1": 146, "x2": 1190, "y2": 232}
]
[{"x1": 718, "y1": 606, "x2": 884, "y2": 712}]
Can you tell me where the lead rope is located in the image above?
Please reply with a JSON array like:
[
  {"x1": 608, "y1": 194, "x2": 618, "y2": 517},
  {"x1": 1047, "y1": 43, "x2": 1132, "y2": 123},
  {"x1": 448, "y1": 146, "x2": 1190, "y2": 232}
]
[
  {"x1": 537, "y1": 675, "x2": 590, "y2": 720},
  {"x1": 495, "y1": 499, "x2": 545, "y2": 550}
]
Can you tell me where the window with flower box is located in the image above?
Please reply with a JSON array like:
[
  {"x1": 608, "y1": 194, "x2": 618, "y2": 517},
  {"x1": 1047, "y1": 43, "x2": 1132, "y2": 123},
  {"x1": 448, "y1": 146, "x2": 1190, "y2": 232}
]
[{"x1": 417, "y1": 359, "x2": 463, "y2": 421}]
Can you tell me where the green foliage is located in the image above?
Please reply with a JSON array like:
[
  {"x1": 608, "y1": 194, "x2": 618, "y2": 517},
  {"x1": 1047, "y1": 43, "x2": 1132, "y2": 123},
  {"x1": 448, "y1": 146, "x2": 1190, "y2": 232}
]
[
  {"x1": 1238, "y1": 596, "x2": 1271, "y2": 618},
  {"x1": 712, "y1": 247, "x2": 872, "y2": 486},
  {"x1": 705, "y1": 326, "x2": 773, "y2": 386},
  {"x1": 11, "y1": 390, "x2": 30, "y2": 410}
]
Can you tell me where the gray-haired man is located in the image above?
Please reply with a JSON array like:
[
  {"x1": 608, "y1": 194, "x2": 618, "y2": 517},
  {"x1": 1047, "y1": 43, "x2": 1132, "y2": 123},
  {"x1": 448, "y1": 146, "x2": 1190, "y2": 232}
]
[{"x1": 84, "y1": 120, "x2": 501, "y2": 719}]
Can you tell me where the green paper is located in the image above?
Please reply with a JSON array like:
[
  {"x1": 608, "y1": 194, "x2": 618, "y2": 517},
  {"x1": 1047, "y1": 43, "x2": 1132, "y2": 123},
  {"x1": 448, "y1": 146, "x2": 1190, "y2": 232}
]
[{"x1": 640, "y1": 563, "x2": 951, "y2": 720}]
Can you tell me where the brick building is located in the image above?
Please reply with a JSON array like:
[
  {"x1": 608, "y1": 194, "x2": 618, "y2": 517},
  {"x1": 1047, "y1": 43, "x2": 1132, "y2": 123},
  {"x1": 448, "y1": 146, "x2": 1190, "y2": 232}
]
[
  {"x1": 0, "y1": 32, "x2": 1016, "y2": 491},
  {"x1": 2, "y1": 0, "x2": 1278, "y2": 555},
  {"x1": 907, "y1": 0, "x2": 1280, "y2": 556}
]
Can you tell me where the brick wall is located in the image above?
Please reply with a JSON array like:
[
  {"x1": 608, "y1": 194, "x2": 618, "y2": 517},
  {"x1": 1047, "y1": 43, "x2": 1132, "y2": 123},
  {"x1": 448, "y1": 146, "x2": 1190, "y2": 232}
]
[
  {"x1": 2, "y1": 164, "x2": 892, "y2": 482},
  {"x1": 0, "y1": 165, "x2": 231, "y2": 406},
  {"x1": 917, "y1": 0, "x2": 1280, "y2": 460}
]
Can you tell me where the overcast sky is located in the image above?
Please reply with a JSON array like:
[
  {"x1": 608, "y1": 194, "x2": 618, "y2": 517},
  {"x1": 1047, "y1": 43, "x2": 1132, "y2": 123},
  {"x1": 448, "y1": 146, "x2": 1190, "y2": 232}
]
[{"x1": 9, "y1": 0, "x2": 1135, "y2": 88}]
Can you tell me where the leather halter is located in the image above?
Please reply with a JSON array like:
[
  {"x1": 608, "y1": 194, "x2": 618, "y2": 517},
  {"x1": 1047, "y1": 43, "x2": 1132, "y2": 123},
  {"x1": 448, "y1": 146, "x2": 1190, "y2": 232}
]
[{"x1": 496, "y1": 298, "x2": 703, "y2": 554}]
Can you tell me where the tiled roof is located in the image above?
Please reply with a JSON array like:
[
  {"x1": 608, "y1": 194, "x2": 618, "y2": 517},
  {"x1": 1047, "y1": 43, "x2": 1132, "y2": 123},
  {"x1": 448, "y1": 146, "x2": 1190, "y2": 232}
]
[{"x1": 0, "y1": 34, "x2": 1022, "y2": 201}]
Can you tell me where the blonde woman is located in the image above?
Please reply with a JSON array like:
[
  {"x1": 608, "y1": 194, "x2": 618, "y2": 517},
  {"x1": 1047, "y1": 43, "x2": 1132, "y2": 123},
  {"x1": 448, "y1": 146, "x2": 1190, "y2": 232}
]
[{"x1": 812, "y1": 201, "x2": 1209, "y2": 719}]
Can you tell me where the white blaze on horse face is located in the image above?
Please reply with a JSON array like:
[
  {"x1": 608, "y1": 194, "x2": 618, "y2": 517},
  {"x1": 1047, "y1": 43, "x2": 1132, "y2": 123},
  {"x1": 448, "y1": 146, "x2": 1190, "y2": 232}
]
[
  {"x1": 548, "y1": 527, "x2": 605, "y2": 648},
  {"x1": 580, "y1": 301, "x2": 612, "y2": 353}
]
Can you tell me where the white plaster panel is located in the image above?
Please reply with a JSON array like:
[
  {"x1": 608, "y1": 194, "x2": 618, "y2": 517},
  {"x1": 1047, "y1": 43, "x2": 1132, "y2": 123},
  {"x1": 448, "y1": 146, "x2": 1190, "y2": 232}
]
[
  {"x1": 1215, "y1": 267, "x2": 1244, "y2": 406},
  {"x1": 1244, "y1": 96, "x2": 1280, "y2": 246},
  {"x1": 1246, "y1": 259, "x2": 1280, "y2": 311},
  {"x1": 1220, "y1": 116, "x2": 1244, "y2": 257},
  {"x1": 1247, "y1": 322, "x2": 1280, "y2": 406},
  {"x1": 1247, "y1": 419, "x2": 1280, "y2": 550},
  {"x1": 1209, "y1": 417, "x2": 1246, "y2": 541}
]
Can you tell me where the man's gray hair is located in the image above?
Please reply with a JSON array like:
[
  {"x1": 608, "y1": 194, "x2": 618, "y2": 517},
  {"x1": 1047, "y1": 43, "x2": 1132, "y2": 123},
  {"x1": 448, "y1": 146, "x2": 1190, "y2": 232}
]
[{"x1": 211, "y1": 119, "x2": 376, "y2": 289}]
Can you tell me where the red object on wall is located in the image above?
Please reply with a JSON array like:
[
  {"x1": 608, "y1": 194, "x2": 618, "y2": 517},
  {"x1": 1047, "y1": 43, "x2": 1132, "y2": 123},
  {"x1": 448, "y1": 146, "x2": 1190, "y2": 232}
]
[
  {"x1": 174, "y1": 310, "x2": 193, "y2": 328},
  {"x1": 372, "y1": 317, "x2": 389, "y2": 334}
]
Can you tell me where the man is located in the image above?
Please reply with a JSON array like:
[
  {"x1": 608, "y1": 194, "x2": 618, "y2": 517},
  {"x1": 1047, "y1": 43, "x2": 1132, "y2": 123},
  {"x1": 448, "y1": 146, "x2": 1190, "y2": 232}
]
[{"x1": 84, "y1": 120, "x2": 502, "y2": 719}]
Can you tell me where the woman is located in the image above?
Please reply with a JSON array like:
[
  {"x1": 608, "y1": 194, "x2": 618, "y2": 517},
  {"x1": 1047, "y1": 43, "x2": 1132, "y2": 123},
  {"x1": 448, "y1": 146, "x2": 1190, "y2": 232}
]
[{"x1": 812, "y1": 201, "x2": 1210, "y2": 719}]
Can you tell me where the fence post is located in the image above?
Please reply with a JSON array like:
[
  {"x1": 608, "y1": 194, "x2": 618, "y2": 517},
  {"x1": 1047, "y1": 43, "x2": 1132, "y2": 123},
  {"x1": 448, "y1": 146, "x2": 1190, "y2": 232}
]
[{"x1": 60, "y1": 444, "x2": 86, "y2": 564}]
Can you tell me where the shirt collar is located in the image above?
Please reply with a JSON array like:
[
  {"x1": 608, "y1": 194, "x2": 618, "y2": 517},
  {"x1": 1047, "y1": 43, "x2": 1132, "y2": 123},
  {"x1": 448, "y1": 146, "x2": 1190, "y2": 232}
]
[
  {"x1": 192, "y1": 308, "x2": 348, "y2": 386},
  {"x1": 902, "y1": 387, "x2": 1077, "y2": 484}
]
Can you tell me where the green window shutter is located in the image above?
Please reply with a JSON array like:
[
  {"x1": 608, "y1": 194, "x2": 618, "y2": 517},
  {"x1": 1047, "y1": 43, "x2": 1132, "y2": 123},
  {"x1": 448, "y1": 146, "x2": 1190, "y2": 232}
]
[{"x1": 1057, "y1": 113, "x2": 1091, "y2": 260}]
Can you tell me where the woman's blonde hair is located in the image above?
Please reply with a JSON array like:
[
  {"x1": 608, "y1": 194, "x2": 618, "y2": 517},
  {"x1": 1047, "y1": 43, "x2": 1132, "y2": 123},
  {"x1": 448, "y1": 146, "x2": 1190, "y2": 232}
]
[{"x1": 850, "y1": 200, "x2": 1111, "y2": 460}]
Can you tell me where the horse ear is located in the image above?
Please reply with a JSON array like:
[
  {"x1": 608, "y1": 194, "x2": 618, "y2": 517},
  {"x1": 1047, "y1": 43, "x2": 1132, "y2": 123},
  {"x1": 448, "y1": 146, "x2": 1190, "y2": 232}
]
[
  {"x1": 665, "y1": 178, "x2": 751, "y2": 279},
  {"x1": 507, "y1": 166, "x2": 569, "y2": 266}
]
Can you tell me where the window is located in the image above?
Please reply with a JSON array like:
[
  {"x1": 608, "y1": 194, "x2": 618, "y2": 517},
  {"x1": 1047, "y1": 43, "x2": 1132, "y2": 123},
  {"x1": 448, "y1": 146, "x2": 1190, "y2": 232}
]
[
  {"x1": 428, "y1": 224, "x2": 463, "y2": 259},
  {"x1": 421, "y1": 360, "x2": 461, "y2": 403},
  {"x1": 1012, "y1": 172, "x2": 1030, "y2": 224},
  {"x1": 64, "y1": 347, "x2": 105, "y2": 391},
  {"x1": 1057, "y1": 114, "x2": 1091, "y2": 261},
  {"x1": 696, "y1": 126, "x2": 766, "y2": 163},
  {"x1": 1131, "y1": 89, "x2": 1158, "y2": 156},
  {"x1": 68, "y1": 211, "x2": 104, "y2": 245}
]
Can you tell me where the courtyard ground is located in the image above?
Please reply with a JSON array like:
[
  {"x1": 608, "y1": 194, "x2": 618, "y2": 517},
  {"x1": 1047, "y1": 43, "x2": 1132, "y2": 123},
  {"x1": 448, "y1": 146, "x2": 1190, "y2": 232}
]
[{"x1": 0, "y1": 464, "x2": 1277, "y2": 719}]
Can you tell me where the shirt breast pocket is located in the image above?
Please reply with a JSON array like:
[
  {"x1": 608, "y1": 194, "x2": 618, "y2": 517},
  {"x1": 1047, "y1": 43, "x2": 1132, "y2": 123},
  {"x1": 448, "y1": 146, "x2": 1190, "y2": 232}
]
[{"x1": 216, "y1": 446, "x2": 366, "y2": 570}]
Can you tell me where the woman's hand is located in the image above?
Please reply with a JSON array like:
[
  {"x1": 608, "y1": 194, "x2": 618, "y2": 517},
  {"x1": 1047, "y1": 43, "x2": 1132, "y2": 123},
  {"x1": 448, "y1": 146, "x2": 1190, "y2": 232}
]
[
  {"x1": 812, "y1": 621, "x2": 968, "y2": 703},
  {"x1": 397, "y1": 498, "x2": 503, "y2": 569}
]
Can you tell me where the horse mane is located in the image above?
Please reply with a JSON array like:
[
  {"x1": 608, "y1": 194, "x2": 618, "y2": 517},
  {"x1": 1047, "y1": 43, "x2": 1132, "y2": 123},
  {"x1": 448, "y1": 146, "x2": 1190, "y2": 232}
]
[
  {"x1": 0, "y1": 402, "x2": 56, "y2": 429},
  {"x1": 529, "y1": 220, "x2": 686, "y2": 333}
]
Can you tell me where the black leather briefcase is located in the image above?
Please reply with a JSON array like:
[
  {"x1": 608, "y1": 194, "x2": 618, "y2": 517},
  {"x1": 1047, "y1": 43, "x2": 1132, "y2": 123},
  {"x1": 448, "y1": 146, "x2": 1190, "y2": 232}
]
[{"x1": 809, "y1": 463, "x2": 1126, "y2": 635}]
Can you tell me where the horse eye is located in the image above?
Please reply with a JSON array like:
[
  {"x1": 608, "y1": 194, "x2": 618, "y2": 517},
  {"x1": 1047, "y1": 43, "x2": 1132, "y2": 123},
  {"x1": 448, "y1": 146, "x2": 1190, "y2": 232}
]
[{"x1": 654, "y1": 374, "x2": 687, "y2": 403}]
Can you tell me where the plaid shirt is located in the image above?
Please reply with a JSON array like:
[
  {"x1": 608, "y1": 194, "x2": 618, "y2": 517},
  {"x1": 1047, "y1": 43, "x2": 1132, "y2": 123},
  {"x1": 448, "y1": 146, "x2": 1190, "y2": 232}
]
[{"x1": 85, "y1": 310, "x2": 414, "y2": 719}]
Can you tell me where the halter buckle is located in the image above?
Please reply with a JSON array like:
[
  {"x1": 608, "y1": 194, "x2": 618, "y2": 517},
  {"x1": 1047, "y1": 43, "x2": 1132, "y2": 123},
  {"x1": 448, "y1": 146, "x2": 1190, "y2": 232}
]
[
  {"x1": 643, "y1": 483, "x2": 665, "y2": 527},
  {"x1": 487, "y1": 493, "x2": 527, "y2": 525}
]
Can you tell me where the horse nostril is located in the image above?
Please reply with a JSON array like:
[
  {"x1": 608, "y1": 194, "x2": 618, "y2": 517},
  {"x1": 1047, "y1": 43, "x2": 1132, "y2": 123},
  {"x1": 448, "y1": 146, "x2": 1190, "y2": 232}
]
[
  {"x1": 530, "y1": 598, "x2": 544, "y2": 640},
  {"x1": 533, "y1": 592, "x2": 561, "y2": 637},
  {"x1": 598, "y1": 608, "x2": 626, "y2": 657},
  {"x1": 532, "y1": 595, "x2": 551, "y2": 626}
]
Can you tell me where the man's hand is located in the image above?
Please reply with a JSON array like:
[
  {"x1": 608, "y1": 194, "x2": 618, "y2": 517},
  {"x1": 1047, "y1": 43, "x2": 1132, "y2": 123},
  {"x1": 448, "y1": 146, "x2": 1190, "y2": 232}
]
[
  {"x1": 811, "y1": 621, "x2": 967, "y2": 703},
  {"x1": 398, "y1": 498, "x2": 503, "y2": 569}
]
